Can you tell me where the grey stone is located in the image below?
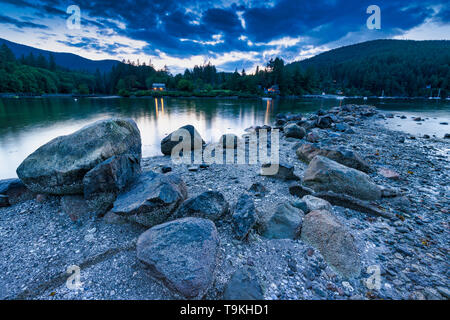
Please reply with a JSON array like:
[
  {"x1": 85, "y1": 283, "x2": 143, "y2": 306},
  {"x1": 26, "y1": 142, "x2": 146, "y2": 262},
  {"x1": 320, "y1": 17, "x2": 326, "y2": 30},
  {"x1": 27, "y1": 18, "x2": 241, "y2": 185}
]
[
  {"x1": 248, "y1": 182, "x2": 268, "y2": 197},
  {"x1": 261, "y1": 203, "x2": 303, "y2": 239},
  {"x1": 232, "y1": 194, "x2": 258, "y2": 240},
  {"x1": 112, "y1": 171, "x2": 187, "y2": 227},
  {"x1": 172, "y1": 191, "x2": 229, "y2": 222},
  {"x1": 136, "y1": 217, "x2": 219, "y2": 299},
  {"x1": 289, "y1": 183, "x2": 314, "y2": 198},
  {"x1": 223, "y1": 266, "x2": 264, "y2": 300},
  {"x1": 301, "y1": 210, "x2": 361, "y2": 278},
  {"x1": 0, "y1": 178, "x2": 34, "y2": 205},
  {"x1": 316, "y1": 116, "x2": 333, "y2": 129},
  {"x1": 161, "y1": 125, "x2": 205, "y2": 156},
  {"x1": 296, "y1": 144, "x2": 371, "y2": 173},
  {"x1": 17, "y1": 118, "x2": 141, "y2": 195},
  {"x1": 83, "y1": 155, "x2": 141, "y2": 214},
  {"x1": 301, "y1": 195, "x2": 332, "y2": 213},
  {"x1": 303, "y1": 156, "x2": 381, "y2": 200},
  {"x1": 0, "y1": 195, "x2": 8, "y2": 207},
  {"x1": 284, "y1": 123, "x2": 306, "y2": 139},
  {"x1": 261, "y1": 163, "x2": 299, "y2": 180}
]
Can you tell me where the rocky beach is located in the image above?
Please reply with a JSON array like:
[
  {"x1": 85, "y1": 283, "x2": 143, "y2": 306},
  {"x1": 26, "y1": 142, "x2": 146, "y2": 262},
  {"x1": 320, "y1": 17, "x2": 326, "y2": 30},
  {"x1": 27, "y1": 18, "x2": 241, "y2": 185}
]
[{"x1": 0, "y1": 104, "x2": 448, "y2": 300}]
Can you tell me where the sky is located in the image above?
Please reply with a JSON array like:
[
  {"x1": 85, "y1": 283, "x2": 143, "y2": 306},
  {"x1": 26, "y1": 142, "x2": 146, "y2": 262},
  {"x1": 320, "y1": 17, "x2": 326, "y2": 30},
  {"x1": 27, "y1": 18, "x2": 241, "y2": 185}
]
[{"x1": 0, "y1": 0, "x2": 449, "y2": 74}]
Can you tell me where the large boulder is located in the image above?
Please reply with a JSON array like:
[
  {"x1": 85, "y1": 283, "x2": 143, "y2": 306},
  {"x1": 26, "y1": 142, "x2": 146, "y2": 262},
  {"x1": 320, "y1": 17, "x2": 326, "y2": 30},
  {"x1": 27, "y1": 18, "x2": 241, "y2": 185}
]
[
  {"x1": 161, "y1": 125, "x2": 205, "y2": 156},
  {"x1": 172, "y1": 191, "x2": 229, "y2": 222},
  {"x1": 112, "y1": 171, "x2": 187, "y2": 227},
  {"x1": 232, "y1": 194, "x2": 258, "y2": 240},
  {"x1": 0, "y1": 178, "x2": 34, "y2": 205},
  {"x1": 296, "y1": 144, "x2": 370, "y2": 173},
  {"x1": 261, "y1": 203, "x2": 303, "y2": 239},
  {"x1": 284, "y1": 123, "x2": 306, "y2": 139},
  {"x1": 223, "y1": 266, "x2": 264, "y2": 300},
  {"x1": 136, "y1": 217, "x2": 219, "y2": 299},
  {"x1": 303, "y1": 156, "x2": 381, "y2": 200},
  {"x1": 83, "y1": 155, "x2": 141, "y2": 214},
  {"x1": 16, "y1": 118, "x2": 141, "y2": 195},
  {"x1": 301, "y1": 210, "x2": 361, "y2": 278}
]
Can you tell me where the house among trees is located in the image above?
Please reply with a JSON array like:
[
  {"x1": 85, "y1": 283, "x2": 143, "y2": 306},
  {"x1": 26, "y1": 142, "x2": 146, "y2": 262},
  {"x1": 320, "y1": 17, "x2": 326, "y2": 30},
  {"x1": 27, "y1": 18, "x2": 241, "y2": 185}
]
[
  {"x1": 265, "y1": 84, "x2": 280, "y2": 94},
  {"x1": 152, "y1": 83, "x2": 166, "y2": 91}
]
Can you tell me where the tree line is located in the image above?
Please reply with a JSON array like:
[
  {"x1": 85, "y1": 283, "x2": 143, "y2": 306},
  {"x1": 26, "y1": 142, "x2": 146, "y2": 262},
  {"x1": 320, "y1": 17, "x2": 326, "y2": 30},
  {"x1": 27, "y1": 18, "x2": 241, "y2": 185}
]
[{"x1": 1, "y1": 39, "x2": 448, "y2": 98}]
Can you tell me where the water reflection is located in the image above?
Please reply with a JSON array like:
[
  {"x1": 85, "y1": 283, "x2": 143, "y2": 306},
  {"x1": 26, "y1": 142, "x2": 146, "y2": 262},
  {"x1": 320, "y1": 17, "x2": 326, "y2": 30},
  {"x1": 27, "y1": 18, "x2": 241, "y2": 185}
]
[{"x1": 0, "y1": 97, "x2": 448, "y2": 179}]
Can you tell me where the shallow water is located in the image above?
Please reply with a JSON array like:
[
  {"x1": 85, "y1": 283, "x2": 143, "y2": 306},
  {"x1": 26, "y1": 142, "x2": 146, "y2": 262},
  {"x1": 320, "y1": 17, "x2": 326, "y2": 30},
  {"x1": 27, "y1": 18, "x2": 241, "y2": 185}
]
[{"x1": 0, "y1": 97, "x2": 449, "y2": 179}]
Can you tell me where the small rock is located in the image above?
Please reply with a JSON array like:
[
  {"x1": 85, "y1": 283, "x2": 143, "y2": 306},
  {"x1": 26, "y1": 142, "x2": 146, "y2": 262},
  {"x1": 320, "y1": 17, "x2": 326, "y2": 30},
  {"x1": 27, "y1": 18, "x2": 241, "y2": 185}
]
[
  {"x1": 303, "y1": 156, "x2": 381, "y2": 201},
  {"x1": 248, "y1": 182, "x2": 268, "y2": 197},
  {"x1": 0, "y1": 195, "x2": 8, "y2": 207},
  {"x1": 172, "y1": 191, "x2": 229, "y2": 222},
  {"x1": 289, "y1": 184, "x2": 314, "y2": 198},
  {"x1": 223, "y1": 266, "x2": 264, "y2": 300},
  {"x1": 378, "y1": 168, "x2": 400, "y2": 180},
  {"x1": 301, "y1": 210, "x2": 361, "y2": 278},
  {"x1": 284, "y1": 123, "x2": 306, "y2": 139},
  {"x1": 261, "y1": 163, "x2": 299, "y2": 180},
  {"x1": 161, "y1": 166, "x2": 172, "y2": 173},
  {"x1": 161, "y1": 125, "x2": 205, "y2": 156},
  {"x1": 301, "y1": 195, "x2": 332, "y2": 213},
  {"x1": 232, "y1": 194, "x2": 258, "y2": 240},
  {"x1": 261, "y1": 203, "x2": 303, "y2": 239},
  {"x1": 0, "y1": 178, "x2": 34, "y2": 205}
]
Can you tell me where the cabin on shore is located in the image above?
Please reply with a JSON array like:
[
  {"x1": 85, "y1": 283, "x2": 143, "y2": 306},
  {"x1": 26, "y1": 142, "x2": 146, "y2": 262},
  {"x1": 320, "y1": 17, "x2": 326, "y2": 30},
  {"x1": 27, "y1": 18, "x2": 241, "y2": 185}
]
[
  {"x1": 265, "y1": 85, "x2": 280, "y2": 94},
  {"x1": 152, "y1": 83, "x2": 166, "y2": 91}
]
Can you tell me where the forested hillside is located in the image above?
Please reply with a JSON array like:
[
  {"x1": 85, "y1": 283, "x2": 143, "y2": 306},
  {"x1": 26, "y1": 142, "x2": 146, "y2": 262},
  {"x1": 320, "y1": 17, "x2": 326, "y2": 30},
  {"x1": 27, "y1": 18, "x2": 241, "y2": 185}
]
[{"x1": 288, "y1": 39, "x2": 450, "y2": 97}]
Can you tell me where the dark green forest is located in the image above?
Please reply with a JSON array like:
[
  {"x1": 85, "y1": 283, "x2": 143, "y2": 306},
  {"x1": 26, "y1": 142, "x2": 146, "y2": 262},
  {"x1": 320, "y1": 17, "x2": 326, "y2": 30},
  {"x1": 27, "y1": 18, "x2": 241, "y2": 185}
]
[{"x1": 1, "y1": 39, "x2": 449, "y2": 98}]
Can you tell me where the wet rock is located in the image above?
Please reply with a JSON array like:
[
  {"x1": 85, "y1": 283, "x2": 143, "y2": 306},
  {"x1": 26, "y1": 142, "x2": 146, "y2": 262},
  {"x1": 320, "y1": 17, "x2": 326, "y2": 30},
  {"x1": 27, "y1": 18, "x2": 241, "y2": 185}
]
[
  {"x1": 17, "y1": 118, "x2": 141, "y2": 195},
  {"x1": 296, "y1": 144, "x2": 370, "y2": 173},
  {"x1": 313, "y1": 191, "x2": 395, "y2": 219},
  {"x1": 112, "y1": 171, "x2": 187, "y2": 227},
  {"x1": 301, "y1": 195, "x2": 332, "y2": 213},
  {"x1": 316, "y1": 116, "x2": 333, "y2": 129},
  {"x1": 232, "y1": 194, "x2": 258, "y2": 240},
  {"x1": 261, "y1": 203, "x2": 303, "y2": 239},
  {"x1": 284, "y1": 123, "x2": 306, "y2": 139},
  {"x1": 301, "y1": 210, "x2": 361, "y2": 278},
  {"x1": 161, "y1": 125, "x2": 205, "y2": 156},
  {"x1": 261, "y1": 163, "x2": 299, "y2": 180},
  {"x1": 61, "y1": 195, "x2": 91, "y2": 221},
  {"x1": 83, "y1": 155, "x2": 141, "y2": 214},
  {"x1": 444, "y1": 133, "x2": 450, "y2": 139},
  {"x1": 223, "y1": 266, "x2": 264, "y2": 300},
  {"x1": 0, "y1": 178, "x2": 34, "y2": 205},
  {"x1": 306, "y1": 131, "x2": 320, "y2": 143},
  {"x1": 378, "y1": 168, "x2": 400, "y2": 180},
  {"x1": 172, "y1": 191, "x2": 229, "y2": 222},
  {"x1": 137, "y1": 217, "x2": 219, "y2": 299},
  {"x1": 303, "y1": 156, "x2": 381, "y2": 200},
  {"x1": 161, "y1": 166, "x2": 172, "y2": 173}
]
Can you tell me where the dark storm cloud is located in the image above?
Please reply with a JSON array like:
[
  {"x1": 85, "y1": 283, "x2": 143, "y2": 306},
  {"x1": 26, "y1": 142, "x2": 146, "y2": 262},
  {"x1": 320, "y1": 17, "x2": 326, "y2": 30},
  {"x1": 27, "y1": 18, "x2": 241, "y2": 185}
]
[
  {"x1": 0, "y1": 15, "x2": 49, "y2": 29},
  {"x1": 1, "y1": 0, "x2": 448, "y2": 70}
]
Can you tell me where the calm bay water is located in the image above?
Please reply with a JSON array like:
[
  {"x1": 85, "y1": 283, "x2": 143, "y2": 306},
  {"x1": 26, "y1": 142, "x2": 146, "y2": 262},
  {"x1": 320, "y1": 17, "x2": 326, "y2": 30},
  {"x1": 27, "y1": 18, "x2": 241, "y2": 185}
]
[{"x1": 0, "y1": 97, "x2": 449, "y2": 179}]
